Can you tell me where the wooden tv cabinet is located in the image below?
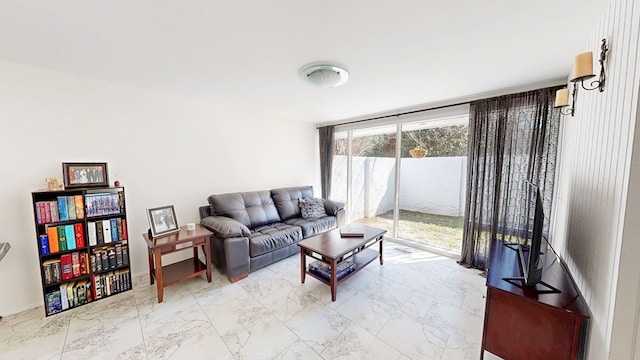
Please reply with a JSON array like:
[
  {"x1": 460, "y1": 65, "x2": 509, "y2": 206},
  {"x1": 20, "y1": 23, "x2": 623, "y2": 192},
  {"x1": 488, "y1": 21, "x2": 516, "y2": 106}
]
[{"x1": 481, "y1": 239, "x2": 590, "y2": 360}]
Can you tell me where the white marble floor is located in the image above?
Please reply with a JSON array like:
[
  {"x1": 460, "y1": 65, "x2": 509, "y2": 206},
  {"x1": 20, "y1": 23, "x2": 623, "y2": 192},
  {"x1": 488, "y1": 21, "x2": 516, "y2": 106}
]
[{"x1": 0, "y1": 242, "x2": 490, "y2": 360}]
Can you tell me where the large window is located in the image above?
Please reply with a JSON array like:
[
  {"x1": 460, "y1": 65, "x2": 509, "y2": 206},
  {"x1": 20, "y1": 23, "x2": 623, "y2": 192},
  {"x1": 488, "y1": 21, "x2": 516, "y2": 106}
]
[{"x1": 330, "y1": 112, "x2": 469, "y2": 255}]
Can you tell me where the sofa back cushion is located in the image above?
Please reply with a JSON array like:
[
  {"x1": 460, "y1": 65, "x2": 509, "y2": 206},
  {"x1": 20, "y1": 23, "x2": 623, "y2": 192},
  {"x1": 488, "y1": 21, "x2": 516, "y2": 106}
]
[
  {"x1": 208, "y1": 190, "x2": 281, "y2": 228},
  {"x1": 270, "y1": 186, "x2": 314, "y2": 220}
]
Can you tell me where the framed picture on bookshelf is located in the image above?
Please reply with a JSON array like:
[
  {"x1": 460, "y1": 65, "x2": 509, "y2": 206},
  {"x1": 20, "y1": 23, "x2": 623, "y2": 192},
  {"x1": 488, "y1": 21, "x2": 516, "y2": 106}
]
[
  {"x1": 62, "y1": 162, "x2": 109, "y2": 188},
  {"x1": 147, "y1": 205, "x2": 179, "y2": 237}
]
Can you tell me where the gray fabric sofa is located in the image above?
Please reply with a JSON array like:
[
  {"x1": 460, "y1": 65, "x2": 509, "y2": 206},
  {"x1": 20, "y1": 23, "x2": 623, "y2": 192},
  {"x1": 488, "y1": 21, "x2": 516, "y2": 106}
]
[{"x1": 198, "y1": 186, "x2": 345, "y2": 282}]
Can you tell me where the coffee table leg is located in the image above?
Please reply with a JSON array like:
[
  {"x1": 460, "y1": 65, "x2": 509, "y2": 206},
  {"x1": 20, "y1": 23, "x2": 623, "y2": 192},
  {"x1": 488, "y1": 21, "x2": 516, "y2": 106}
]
[
  {"x1": 300, "y1": 248, "x2": 306, "y2": 284},
  {"x1": 330, "y1": 258, "x2": 337, "y2": 301},
  {"x1": 379, "y1": 237, "x2": 384, "y2": 265}
]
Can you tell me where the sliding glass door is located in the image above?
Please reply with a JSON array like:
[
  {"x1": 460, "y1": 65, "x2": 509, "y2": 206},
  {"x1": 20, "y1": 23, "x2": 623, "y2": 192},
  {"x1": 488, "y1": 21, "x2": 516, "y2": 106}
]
[
  {"x1": 397, "y1": 120, "x2": 467, "y2": 252},
  {"x1": 330, "y1": 115, "x2": 468, "y2": 254}
]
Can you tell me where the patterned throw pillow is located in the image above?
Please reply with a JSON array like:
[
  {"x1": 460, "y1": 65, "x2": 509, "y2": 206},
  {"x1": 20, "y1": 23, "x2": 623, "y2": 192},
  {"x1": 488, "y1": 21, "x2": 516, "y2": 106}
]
[{"x1": 299, "y1": 197, "x2": 327, "y2": 220}]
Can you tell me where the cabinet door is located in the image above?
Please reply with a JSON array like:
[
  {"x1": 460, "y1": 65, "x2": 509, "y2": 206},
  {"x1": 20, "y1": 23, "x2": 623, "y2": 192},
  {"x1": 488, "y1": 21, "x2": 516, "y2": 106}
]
[{"x1": 484, "y1": 288, "x2": 580, "y2": 360}]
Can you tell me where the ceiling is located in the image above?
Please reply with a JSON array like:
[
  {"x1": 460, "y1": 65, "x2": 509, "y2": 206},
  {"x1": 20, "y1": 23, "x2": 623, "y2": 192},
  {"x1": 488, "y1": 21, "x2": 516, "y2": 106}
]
[{"x1": 0, "y1": 1, "x2": 610, "y2": 124}]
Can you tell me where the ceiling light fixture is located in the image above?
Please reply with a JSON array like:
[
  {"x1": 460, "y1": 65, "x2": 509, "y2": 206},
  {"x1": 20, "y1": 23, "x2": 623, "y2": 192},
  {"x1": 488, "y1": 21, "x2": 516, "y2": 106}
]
[{"x1": 299, "y1": 63, "x2": 349, "y2": 88}]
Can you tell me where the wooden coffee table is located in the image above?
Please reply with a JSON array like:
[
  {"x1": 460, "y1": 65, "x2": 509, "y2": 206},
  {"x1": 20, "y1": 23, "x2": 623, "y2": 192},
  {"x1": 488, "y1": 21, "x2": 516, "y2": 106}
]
[{"x1": 298, "y1": 225, "x2": 386, "y2": 301}]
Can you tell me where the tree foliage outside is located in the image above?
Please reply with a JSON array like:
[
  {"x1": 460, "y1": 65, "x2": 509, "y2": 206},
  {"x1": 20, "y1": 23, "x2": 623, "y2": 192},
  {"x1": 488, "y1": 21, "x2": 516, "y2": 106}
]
[{"x1": 334, "y1": 125, "x2": 468, "y2": 158}]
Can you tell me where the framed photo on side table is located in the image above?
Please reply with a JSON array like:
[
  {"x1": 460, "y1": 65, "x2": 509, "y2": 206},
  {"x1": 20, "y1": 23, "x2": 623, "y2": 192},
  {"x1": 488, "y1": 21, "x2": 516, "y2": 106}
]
[
  {"x1": 62, "y1": 162, "x2": 109, "y2": 188},
  {"x1": 147, "y1": 205, "x2": 179, "y2": 237}
]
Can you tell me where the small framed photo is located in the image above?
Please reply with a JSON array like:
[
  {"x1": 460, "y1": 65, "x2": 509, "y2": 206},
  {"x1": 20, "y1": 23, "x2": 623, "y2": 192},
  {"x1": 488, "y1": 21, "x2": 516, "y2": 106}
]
[
  {"x1": 62, "y1": 162, "x2": 109, "y2": 188},
  {"x1": 147, "y1": 205, "x2": 179, "y2": 237}
]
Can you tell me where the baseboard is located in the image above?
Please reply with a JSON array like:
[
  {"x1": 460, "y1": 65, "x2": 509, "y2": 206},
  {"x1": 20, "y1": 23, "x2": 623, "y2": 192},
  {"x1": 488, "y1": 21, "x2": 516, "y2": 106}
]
[{"x1": 2, "y1": 304, "x2": 43, "y2": 318}]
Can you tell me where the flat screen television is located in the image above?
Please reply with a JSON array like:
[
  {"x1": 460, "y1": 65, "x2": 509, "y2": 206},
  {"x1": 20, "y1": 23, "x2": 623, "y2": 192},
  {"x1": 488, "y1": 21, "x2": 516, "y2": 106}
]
[{"x1": 503, "y1": 181, "x2": 560, "y2": 293}]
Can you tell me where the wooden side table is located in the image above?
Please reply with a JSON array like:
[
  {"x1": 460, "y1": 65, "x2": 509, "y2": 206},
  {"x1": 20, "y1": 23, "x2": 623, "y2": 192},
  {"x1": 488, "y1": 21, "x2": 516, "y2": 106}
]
[{"x1": 142, "y1": 224, "x2": 212, "y2": 303}]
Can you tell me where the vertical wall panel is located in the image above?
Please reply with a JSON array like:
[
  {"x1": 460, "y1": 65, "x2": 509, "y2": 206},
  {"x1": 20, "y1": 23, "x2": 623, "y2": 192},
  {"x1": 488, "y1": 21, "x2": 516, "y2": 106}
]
[{"x1": 552, "y1": 0, "x2": 640, "y2": 358}]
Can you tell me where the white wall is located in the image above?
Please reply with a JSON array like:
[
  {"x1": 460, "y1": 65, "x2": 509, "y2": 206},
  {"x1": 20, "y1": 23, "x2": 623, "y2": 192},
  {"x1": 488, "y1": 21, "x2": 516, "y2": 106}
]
[
  {"x1": 332, "y1": 155, "x2": 466, "y2": 219},
  {"x1": 0, "y1": 59, "x2": 320, "y2": 316},
  {"x1": 399, "y1": 157, "x2": 467, "y2": 217},
  {"x1": 551, "y1": 0, "x2": 640, "y2": 358}
]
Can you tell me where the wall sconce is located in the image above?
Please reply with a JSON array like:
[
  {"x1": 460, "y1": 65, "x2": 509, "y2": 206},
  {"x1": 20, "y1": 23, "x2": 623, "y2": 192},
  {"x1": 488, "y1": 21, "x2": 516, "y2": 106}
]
[
  {"x1": 555, "y1": 38, "x2": 608, "y2": 116},
  {"x1": 554, "y1": 85, "x2": 575, "y2": 116},
  {"x1": 571, "y1": 39, "x2": 608, "y2": 92}
]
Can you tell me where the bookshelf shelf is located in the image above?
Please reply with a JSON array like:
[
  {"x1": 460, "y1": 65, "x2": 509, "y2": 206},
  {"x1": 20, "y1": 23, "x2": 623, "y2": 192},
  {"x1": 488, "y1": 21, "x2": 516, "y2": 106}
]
[{"x1": 31, "y1": 186, "x2": 132, "y2": 316}]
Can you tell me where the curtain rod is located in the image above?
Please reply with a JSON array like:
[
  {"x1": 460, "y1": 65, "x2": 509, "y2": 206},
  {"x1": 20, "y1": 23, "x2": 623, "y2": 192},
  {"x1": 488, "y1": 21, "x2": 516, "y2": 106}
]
[
  {"x1": 316, "y1": 78, "x2": 567, "y2": 128},
  {"x1": 330, "y1": 100, "x2": 470, "y2": 128}
]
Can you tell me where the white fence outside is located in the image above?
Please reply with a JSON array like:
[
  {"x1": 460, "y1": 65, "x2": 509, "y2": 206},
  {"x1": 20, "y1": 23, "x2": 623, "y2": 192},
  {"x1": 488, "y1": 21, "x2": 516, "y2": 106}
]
[{"x1": 332, "y1": 155, "x2": 467, "y2": 219}]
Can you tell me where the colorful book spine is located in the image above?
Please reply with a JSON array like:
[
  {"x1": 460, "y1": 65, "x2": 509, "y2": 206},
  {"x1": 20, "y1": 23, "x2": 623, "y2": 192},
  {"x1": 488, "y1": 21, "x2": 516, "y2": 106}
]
[
  {"x1": 116, "y1": 218, "x2": 123, "y2": 241},
  {"x1": 35, "y1": 202, "x2": 43, "y2": 224},
  {"x1": 51, "y1": 260, "x2": 62, "y2": 283},
  {"x1": 59, "y1": 284, "x2": 69, "y2": 310},
  {"x1": 71, "y1": 252, "x2": 81, "y2": 278},
  {"x1": 43, "y1": 202, "x2": 51, "y2": 223},
  {"x1": 39, "y1": 235, "x2": 50, "y2": 255},
  {"x1": 42, "y1": 260, "x2": 55, "y2": 284},
  {"x1": 110, "y1": 219, "x2": 118, "y2": 243},
  {"x1": 49, "y1": 201, "x2": 59, "y2": 222},
  {"x1": 57, "y1": 226, "x2": 67, "y2": 251},
  {"x1": 47, "y1": 226, "x2": 59, "y2": 253},
  {"x1": 74, "y1": 223, "x2": 85, "y2": 248},
  {"x1": 79, "y1": 252, "x2": 88, "y2": 275},
  {"x1": 115, "y1": 244, "x2": 123, "y2": 267},
  {"x1": 74, "y1": 195, "x2": 84, "y2": 219},
  {"x1": 122, "y1": 245, "x2": 129, "y2": 266},
  {"x1": 117, "y1": 191, "x2": 125, "y2": 211},
  {"x1": 87, "y1": 222, "x2": 97, "y2": 246},
  {"x1": 85, "y1": 195, "x2": 94, "y2": 217},
  {"x1": 65, "y1": 224, "x2": 76, "y2": 251},
  {"x1": 67, "y1": 196, "x2": 76, "y2": 220},
  {"x1": 102, "y1": 220, "x2": 111, "y2": 243},
  {"x1": 60, "y1": 254, "x2": 73, "y2": 281},
  {"x1": 46, "y1": 290, "x2": 62, "y2": 315},
  {"x1": 96, "y1": 222, "x2": 104, "y2": 245},
  {"x1": 121, "y1": 219, "x2": 128, "y2": 240},
  {"x1": 57, "y1": 196, "x2": 69, "y2": 221}
]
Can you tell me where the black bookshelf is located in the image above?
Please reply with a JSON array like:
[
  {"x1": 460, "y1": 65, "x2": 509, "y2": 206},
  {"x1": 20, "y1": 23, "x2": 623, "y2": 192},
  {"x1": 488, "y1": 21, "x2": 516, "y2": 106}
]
[{"x1": 31, "y1": 187, "x2": 132, "y2": 316}]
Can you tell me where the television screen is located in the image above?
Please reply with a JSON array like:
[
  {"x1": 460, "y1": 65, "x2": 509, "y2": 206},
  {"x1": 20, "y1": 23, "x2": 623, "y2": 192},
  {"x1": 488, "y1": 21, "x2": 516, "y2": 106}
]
[
  {"x1": 519, "y1": 181, "x2": 544, "y2": 286},
  {"x1": 502, "y1": 181, "x2": 560, "y2": 293}
]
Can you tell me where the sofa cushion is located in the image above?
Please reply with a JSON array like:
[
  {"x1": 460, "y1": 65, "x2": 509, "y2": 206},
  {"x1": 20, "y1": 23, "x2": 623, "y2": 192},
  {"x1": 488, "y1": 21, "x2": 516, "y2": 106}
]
[
  {"x1": 283, "y1": 216, "x2": 337, "y2": 238},
  {"x1": 208, "y1": 191, "x2": 281, "y2": 228},
  {"x1": 271, "y1": 186, "x2": 314, "y2": 220},
  {"x1": 299, "y1": 197, "x2": 327, "y2": 220},
  {"x1": 248, "y1": 223, "x2": 303, "y2": 257}
]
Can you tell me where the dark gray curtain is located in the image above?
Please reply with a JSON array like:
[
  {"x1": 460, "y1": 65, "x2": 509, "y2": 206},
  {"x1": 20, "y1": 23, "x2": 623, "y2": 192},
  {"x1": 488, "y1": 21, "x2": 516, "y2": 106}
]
[
  {"x1": 319, "y1": 125, "x2": 335, "y2": 198},
  {"x1": 459, "y1": 87, "x2": 561, "y2": 270}
]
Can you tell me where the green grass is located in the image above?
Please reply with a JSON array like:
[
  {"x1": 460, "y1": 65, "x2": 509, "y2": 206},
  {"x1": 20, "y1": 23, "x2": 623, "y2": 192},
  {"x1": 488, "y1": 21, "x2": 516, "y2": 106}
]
[{"x1": 355, "y1": 210, "x2": 464, "y2": 252}]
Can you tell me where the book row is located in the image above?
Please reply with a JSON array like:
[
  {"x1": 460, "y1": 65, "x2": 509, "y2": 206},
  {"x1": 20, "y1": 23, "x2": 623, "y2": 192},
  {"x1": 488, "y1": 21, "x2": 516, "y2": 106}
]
[
  {"x1": 87, "y1": 218, "x2": 128, "y2": 246},
  {"x1": 93, "y1": 269, "x2": 131, "y2": 300},
  {"x1": 42, "y1": 251, "x2": 89, "y2": 285},
  {"x1": 35, "y1": 195, "x2": 84, "y2": 224},
  {"x1": 45, "y1": 279, "x2": 92, "y2": 315},
  {"x1": 44, "y1": 269, "x2": 131, "y2": 315},
  {"x1": 85, "y1": 192, "x2": 123, "y2": 217},
  {"x1": 39, "y1": 224, "x2": 85, "y2": 255},
  {"x1": 35, "y1": 191, "x2": 124, "y2": 225},
  {"x1": 90, "y1": 243, "x2": 129, "y2": 273},
  {"x1": 308, "y1": 259, "x2": 356, "y2": 281}
]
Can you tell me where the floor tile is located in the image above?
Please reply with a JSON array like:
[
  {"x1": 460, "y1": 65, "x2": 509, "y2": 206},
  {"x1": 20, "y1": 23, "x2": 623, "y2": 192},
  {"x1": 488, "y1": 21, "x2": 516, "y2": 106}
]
[{"x1": 0, "y1": 241, "x2": 487, "y2": 360}]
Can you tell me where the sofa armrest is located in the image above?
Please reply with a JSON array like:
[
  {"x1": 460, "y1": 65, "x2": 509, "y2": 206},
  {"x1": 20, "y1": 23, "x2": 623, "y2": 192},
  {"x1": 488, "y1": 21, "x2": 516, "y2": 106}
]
[
  {"x1": 322, "y1": 199, "x2": 345, "y2": 216},
  {"x1": 322, "y1": 199, "x2": 346, "y2": 227},
  {"x1": 224, "y1": 237, "x2": 250, "y2": 282},
  {"x1": 201, "y1": 216, "x2": 251, "y2": 238}
]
